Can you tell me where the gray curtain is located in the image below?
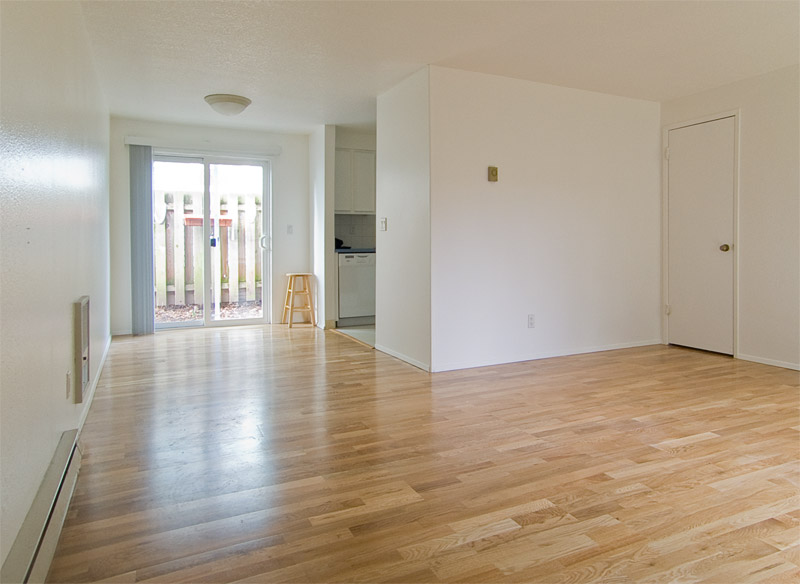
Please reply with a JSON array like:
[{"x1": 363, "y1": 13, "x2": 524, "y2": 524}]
[{"x1": 129, "y1": 145, "x2": 154, "y2": 335}]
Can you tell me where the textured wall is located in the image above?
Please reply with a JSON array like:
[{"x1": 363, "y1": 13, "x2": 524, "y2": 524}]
[{"x1": 0, "y1": 1, "x2": 110, "y2": 564}]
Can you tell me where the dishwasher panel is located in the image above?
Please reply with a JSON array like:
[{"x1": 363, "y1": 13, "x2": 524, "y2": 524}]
[{"x1": 338, "y1": 253, "x2": 376, "y2": 318}]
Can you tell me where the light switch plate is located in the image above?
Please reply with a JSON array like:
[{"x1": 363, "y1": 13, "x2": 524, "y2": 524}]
[{"x1": 488, "y1": 166, "x2": 498, "y2": 182}]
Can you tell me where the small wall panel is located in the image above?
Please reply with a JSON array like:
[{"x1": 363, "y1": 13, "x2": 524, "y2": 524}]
[{"x1": 74, "y1": 296, "x2": 89, "y2": 404}]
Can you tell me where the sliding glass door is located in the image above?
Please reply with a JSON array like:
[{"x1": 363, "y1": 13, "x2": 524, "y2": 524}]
[
  {"x1": 153, "y1": 157, "x2": 206, "y2": 326},
  {"x1": 208, "y1": 162, "x2": 267, "y2": 322},
  {"x1": 153, "y1": 155, "x2": 270, "y2": 328}
]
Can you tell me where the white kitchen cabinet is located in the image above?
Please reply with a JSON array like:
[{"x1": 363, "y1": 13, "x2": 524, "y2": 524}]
[
  {"x1": 334, "y1": 150, "x2": 352, "y2": 212},
  {"x1": 335, "y1": 148, "x2": 375, "y2": 214}
]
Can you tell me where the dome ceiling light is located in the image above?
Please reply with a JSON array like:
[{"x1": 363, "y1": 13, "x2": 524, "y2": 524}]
[{"x1": 204, "y1": 94, "x2": 251, "y2": 116}]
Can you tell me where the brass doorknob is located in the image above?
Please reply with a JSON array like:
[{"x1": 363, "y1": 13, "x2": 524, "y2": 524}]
[{"x1": 719, "y1": 244, "x2": 730, "y2": 252}]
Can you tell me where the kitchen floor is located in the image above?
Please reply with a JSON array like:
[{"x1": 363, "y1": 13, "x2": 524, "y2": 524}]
[{"x1": 335, "y1": 325, "x2": 375, "y2": 347}]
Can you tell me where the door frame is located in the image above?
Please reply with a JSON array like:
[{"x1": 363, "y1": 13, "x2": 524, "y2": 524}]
[
  {"x1": 661, "y1": 109, "x2": 740, "y2": 356},
  {"x1": 153, "y1": 150, "x2": 274, "y2": 328}
]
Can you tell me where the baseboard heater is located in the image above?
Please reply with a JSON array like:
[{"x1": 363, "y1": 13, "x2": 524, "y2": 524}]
[{"x1": 1, "y1": 430, "x2": 81, "y2": 584}]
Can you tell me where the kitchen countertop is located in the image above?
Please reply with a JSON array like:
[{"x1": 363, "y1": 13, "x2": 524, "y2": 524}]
[{"x1": 335, "y1": 248, "x2": 376, "y2": 253}]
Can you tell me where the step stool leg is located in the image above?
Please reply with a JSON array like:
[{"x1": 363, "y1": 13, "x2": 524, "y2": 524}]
[
  {"x1": 304, "y1": 275, "x2": 316, "y2": 326},
  {"x1": 287, "y1": 282, "x2": 296, "y2": 328},
  {"x1": 281, "y1": 275, "x2": 292, "y2": 324}
]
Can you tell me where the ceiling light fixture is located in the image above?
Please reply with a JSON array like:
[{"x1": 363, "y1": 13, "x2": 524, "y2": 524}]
[{"x1": 204, "y1": 94, "x2": 251, "y2": 116}]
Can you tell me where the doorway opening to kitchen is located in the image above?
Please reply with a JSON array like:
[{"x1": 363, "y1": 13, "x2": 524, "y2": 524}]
[
  {"x1": 152, "y1": 154, "x2": 271, "y2": 329},
  {"x1": 335, "y1": 216, "x2": 376, "y2": 347}
]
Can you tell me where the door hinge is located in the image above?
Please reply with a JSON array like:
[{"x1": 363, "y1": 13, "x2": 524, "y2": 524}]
[
  {"x1": 664, "y1": 147, "x2": 670, "y2": 160},
  {"x1": 665, "y1": 304, "x2": 671, "y2": 315}
]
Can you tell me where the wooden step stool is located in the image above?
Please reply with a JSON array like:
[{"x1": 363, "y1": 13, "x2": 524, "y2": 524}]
[{"x1": 281, "y1": 273, "x2": 316, "y2": 328}]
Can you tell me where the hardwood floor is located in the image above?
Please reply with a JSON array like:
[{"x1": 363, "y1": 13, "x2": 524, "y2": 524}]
[{"x1": 47, "y1": 327, "x2": 799, "y2": 583}]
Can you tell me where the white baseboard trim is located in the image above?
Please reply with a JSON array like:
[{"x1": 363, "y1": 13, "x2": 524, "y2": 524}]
[
  {"x1": 430, "y1": 339, "x2": 664, "y2": 373},
  {"x1": 737, "y1": 353, "x2": 800, "y2": 371},
  {"x1": 79, "y1": 333, "x2": 112, "y2": 433},
  {"x1": 374, "y1": 344, "x2": 431, "y2": 372}
]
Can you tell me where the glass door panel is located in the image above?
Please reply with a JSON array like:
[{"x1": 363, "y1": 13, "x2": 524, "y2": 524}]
[
  {"x1": 208, "y1": 163, "x2": 266, "y2": 322},
  {"x1": 152, "y1": 158, "x2": 205, "y2": 328}
]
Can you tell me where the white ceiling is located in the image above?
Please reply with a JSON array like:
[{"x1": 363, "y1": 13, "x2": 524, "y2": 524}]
[{"x1": 80, "y1": 0, "x2": 799, "y2": 133}]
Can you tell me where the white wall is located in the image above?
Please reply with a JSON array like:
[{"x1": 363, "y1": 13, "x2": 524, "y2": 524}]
[
  {"x1": 109, "y1": 118, "x2": 310, "y2": 333},
  {"x1": 310, "y1": 125, "x2": 337, "y2": 328},
  {"x1": 428, "y1": 67, "x2": 662, "y2": 371},
  {"x1": 0, "y1": 1, "x2": 110, "y2": 564},
  {"x1": 336, "y1": 128, "x2": 377, "y2": 150},
  {"x1": 375, "y1": 68, "x2": 432, "y2": 370},
  {"x1": 662, "y1": 65, "x2": 800, "y2": 370}
]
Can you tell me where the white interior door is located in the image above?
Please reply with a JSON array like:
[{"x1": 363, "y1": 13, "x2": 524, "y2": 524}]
[{"x1": 667, "y1": 116, "x2": 735, "y2": 354}]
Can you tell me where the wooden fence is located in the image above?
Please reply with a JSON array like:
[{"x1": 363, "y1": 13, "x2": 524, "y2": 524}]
[{"x1": 154, "y1": 191, "x2": 263, "y2": 308}]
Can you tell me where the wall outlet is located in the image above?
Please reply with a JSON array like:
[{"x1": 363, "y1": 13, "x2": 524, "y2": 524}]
[
  {"x1": 527, "y1": 314, "x2": 535, "y2": 328},
  {"x1": 66, "y1": 371, "x2": 71, "y2": 399},
  {"x1": 287, "y1": 224, "x2": 293, "y2": 235}
]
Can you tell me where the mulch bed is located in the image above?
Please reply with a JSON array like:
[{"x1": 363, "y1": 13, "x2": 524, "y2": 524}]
[{"x1": 155, "y1": 302, "x2": 263, "y2": 323}]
